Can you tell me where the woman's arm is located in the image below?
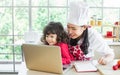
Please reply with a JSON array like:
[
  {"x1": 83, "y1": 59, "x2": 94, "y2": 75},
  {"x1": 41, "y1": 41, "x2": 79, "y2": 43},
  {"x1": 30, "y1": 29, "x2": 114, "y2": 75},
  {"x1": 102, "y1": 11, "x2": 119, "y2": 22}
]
[
  {"x1": 98, "y1": 54, "x2": 114, "y2": 65},
  {"x1": 88, "y1": 28, "x2": 114, "y2": 65}
]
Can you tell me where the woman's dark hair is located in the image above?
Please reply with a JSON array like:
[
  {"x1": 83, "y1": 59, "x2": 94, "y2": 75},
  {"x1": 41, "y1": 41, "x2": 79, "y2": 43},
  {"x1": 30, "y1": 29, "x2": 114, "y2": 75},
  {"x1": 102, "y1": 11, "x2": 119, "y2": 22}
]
[
  {"x1": 70, "y1": 28, "x2": 89, "y2": 55},
  {"x1": 41, "y1": 21, "x2": 69, "y2": 45},
  {"x1": 80, "y1": 28, "x2": 89, "y2": 55}
]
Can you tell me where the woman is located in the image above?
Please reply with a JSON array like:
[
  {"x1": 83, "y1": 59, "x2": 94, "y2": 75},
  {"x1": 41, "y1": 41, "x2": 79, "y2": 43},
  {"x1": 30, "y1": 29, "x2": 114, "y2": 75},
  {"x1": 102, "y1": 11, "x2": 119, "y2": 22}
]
[{"x1": 67, "y1": 1, "x2": 114, "y2": 65}]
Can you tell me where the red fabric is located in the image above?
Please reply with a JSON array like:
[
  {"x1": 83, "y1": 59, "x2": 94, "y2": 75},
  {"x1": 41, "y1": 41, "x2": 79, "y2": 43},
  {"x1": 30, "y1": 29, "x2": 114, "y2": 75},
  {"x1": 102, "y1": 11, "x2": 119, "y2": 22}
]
[
  {"x1": 56, "y1": 43, "x2": 74, "y2": 65},
  {"x1": 69, "y1": 44, "x2": 91, "y2": 61}
]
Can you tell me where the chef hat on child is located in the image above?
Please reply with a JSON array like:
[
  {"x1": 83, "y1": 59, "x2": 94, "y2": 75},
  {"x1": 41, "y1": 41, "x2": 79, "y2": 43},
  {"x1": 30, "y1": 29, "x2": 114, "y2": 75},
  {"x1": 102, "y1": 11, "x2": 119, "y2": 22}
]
[{"x1": 67, "y1": 1, "x2": 89, "y2": 26}]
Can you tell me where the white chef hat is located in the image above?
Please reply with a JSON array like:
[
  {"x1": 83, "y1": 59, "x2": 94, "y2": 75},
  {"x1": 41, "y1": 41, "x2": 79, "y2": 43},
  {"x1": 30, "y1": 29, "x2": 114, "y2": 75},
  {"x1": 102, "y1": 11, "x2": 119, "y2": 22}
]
[{"x1": 68, "y1": 1, "x2": 89, "y2": 26}]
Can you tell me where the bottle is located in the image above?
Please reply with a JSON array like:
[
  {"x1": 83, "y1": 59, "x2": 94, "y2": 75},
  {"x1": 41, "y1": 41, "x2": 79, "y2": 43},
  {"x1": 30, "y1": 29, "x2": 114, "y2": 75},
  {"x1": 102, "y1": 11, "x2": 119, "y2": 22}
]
[
  {"x1": 118, "y1": 18, "x2": 120, "y2": 25},
  {"x1": 97, "y1": 18, "x2": 102, "y2": 26},
  {"x1": 90, "y1": 17, "x2": 95, "y2": 26},
  {"x1": 118, "y1": 21, "x2": 120, "y2": 25},
  {"x1": 93, "y1": 15, "x2": 97, "y2": 25}
]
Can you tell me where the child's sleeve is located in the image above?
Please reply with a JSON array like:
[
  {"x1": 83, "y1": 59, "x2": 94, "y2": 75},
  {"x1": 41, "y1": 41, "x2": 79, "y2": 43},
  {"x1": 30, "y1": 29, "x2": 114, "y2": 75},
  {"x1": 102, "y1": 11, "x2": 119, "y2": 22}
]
[{"x1": 59, "y1": 43, "x2": 72, "y2": 64}]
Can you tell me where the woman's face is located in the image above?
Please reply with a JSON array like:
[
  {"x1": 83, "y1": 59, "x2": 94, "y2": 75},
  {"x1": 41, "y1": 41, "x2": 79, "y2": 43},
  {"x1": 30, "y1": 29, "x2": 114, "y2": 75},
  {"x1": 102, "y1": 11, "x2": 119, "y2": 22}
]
[
  {"x1": 45, "y1": 34, "x2": 57, "y2": 45},
  {"x1": 67, "y1": 23, "x2": 86, "y2": 39}
]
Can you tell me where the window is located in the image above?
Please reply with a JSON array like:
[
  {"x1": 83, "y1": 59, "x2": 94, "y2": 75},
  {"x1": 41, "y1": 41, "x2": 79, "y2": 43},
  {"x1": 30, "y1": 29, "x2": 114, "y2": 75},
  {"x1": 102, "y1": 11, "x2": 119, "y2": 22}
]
[
  {"x1": 103, "y1": 0, "x2": 120, "y2": 7},
  {"x1": 0, "y1": 0, "x2": 120, "y2": 73}
]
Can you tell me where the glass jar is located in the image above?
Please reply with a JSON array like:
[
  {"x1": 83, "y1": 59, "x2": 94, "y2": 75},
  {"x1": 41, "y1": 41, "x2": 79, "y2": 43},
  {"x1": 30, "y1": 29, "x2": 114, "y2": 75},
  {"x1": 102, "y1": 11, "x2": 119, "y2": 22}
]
[
  {"x1": 97, "y1": 19, "x2": 102, "y2": 26},
  {"x1": 90, "y1": 17, "x2": 95, "y2": 26}
]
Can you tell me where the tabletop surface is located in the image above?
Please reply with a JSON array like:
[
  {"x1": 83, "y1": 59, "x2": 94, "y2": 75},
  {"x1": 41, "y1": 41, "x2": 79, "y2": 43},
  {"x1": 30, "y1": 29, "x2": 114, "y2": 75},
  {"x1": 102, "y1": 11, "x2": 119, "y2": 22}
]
[
  {"x1": 18, "y1": 64, "x2": 100, "y2": 75},
  {"x1": 18, "y1": 60, "x2": 120, "y2": 75}
]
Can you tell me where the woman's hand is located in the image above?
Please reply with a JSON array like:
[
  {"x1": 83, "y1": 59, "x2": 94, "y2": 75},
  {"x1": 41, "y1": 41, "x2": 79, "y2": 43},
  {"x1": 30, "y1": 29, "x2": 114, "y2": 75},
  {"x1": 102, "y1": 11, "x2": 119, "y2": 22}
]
[{"x1": 98, "y1": 54, "x2": 114, "y2": 65}]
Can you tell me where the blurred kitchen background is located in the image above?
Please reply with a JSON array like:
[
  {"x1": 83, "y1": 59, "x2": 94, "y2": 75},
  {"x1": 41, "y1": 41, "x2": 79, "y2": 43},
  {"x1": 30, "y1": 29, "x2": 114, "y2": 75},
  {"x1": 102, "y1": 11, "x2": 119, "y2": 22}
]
[{"x1": 0, "y1": 0, "x2": 120, "y2": 74}]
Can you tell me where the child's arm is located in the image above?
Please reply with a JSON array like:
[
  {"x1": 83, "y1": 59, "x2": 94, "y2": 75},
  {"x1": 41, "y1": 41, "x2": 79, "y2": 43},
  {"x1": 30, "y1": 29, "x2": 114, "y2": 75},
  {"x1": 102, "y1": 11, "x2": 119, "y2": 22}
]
[{"x1": 59, "y1": 43, "x2": 72, "y2": 65}]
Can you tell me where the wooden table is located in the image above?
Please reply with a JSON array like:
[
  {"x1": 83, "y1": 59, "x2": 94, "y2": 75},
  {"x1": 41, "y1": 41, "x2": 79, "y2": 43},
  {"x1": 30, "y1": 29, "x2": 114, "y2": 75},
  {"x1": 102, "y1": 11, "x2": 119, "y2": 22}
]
[{"x1": 18, "y1": 60, "x2": 120, "y2": 75}]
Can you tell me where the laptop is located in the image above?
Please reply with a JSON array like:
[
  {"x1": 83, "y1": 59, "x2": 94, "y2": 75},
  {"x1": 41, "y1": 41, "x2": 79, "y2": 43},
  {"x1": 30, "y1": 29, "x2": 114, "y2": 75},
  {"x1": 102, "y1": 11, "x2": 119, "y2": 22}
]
[{"x1": 22, "y1": 44, "x2": 73, "y2": 74}]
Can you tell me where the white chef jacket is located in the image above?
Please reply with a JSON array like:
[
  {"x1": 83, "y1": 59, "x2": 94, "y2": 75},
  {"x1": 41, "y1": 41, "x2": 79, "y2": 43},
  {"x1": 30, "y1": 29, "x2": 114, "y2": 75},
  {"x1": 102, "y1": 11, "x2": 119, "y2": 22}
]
[{"x1": 78, "y1": 28, "x2": 114, "y2": 58}]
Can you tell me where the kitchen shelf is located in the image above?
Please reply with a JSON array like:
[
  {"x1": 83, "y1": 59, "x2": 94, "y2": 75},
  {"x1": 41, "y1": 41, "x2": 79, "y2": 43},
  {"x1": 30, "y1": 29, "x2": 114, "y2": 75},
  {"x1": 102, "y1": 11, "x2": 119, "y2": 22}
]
[
  {"x1": 103, "y1": 35, "x2": 116, "y2": 38},
  {"x1": 91, "y1": 25, "x2": 120, "y2": 42}
]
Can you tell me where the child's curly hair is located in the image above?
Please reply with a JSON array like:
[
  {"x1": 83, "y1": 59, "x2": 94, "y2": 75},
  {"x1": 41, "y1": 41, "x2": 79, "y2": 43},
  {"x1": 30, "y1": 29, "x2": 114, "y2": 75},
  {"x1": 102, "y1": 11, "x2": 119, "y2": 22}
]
[{"x1": 41, "y1": 21, "x2": 69, "y2": 45}]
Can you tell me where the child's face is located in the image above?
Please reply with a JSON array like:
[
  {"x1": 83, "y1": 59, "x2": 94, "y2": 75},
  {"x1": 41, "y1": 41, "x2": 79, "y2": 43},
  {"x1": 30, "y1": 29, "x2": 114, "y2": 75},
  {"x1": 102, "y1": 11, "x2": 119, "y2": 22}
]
[{"x1": 45, "y1": 34, "x2": 57, "y2": 45}]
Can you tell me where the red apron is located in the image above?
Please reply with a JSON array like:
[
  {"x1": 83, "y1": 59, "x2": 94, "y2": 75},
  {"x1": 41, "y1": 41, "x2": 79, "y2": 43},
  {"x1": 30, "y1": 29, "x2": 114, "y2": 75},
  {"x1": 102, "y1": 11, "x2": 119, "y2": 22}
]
[{"x1": 69, "y1": 44, "x2": 91, "y2": 61}]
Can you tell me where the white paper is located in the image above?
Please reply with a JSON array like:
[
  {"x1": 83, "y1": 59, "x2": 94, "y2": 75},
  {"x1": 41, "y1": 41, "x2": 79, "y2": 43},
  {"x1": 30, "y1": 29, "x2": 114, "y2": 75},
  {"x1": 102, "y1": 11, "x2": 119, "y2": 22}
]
[{"x1": 74, "y1": 61, "x2": 97, "y2": 72}]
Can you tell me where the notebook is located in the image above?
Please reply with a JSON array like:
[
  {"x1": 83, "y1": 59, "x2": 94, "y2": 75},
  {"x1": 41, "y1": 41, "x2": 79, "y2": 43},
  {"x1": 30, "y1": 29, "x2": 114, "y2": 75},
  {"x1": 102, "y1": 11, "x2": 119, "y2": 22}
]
[
  {"x1": 22, "y1": 44, "x2": 72, "y2": 74},
  {"x1": 74, "y1": 61, "x2": 97, "y2": 72}
]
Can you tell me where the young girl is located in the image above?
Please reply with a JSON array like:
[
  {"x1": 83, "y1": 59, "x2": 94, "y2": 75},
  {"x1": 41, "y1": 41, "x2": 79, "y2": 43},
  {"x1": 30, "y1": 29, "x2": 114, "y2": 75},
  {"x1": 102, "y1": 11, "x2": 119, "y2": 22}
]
[{"x1": 41, "y1": 21, "x2": 74, "y2": 65}]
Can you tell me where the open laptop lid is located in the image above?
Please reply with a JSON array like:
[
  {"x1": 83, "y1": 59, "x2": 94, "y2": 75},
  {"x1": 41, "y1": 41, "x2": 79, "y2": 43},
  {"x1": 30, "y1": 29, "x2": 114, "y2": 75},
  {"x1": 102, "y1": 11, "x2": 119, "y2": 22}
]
[{"x1": 22, "y1": 44, "x2": 63, "y2": 74}]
